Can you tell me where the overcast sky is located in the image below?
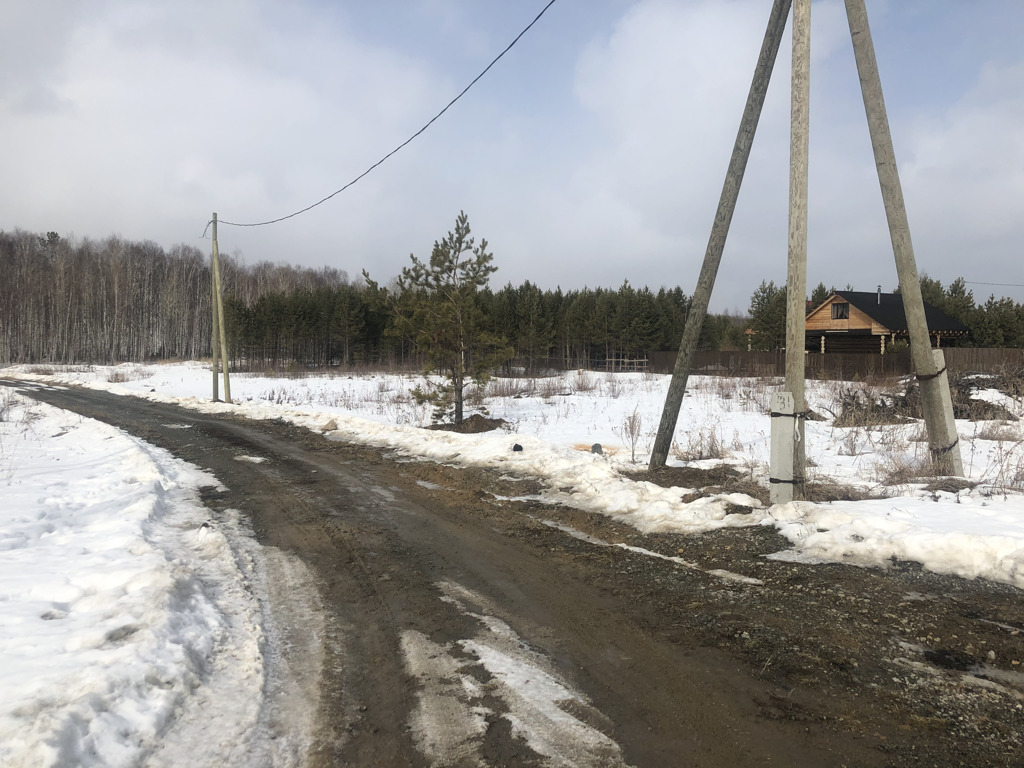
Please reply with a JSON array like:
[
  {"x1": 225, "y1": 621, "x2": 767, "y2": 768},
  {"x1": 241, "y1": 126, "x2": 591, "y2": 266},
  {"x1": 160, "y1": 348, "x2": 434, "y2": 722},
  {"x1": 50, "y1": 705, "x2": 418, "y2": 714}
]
[{"x1": 2, "y1": 0, "x2": 1022, "y2": 312}]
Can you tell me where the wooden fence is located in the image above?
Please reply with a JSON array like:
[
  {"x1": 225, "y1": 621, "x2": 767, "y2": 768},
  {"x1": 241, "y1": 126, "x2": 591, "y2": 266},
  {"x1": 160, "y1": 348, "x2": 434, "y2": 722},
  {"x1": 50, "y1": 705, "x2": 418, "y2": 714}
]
[{"x1": 647, "y1": 348, "x2": 1024, "y2": 381}]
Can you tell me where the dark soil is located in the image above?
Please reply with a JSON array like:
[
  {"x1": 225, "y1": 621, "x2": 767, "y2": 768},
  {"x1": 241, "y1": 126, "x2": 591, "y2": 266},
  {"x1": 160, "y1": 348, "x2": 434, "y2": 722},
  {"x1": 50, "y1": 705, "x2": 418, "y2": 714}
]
[{"x1": 426, "y1": 413, "x2": 508, "y2": 433}]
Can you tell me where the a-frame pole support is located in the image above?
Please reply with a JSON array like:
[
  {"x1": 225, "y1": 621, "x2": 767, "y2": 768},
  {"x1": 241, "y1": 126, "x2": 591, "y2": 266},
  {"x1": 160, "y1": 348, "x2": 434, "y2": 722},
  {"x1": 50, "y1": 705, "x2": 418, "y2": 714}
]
[
  {"x1": 844, "y1": 0, "x2": 962, "y2": 476},
  {"x1": 650, "y1": 0, "x2": 792, "y2": 470}
]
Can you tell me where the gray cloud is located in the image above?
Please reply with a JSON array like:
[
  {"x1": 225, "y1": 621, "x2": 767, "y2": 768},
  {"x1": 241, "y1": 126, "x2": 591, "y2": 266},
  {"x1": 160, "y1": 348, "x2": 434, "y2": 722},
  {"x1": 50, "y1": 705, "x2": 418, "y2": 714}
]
[{"x1": 1, "y1": 0, "x2": 1021, "y2": 314}]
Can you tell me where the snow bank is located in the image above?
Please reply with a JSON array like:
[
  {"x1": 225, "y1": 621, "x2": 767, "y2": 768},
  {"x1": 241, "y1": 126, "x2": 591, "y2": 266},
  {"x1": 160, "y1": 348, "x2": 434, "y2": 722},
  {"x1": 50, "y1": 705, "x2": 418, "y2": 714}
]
[{"x1": 0, "y1": 392, "x2": 268, "y2": 767}]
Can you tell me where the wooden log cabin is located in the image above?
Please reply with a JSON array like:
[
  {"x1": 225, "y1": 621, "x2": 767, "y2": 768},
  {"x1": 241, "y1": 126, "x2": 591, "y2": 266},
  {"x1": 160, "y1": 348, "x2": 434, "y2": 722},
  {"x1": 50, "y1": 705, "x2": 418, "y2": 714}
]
[{"x1": 805, "y1": 289, "x2": 968, "y2": 354}]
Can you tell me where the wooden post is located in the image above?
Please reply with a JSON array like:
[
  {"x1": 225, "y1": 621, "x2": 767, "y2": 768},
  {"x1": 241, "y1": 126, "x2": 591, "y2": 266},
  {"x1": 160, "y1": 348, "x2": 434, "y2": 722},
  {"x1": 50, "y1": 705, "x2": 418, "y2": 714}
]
[
  {"x1": 211, "y1": 215, "x2": 220, "y2": 402},
  {"x1": 782, "y1": 0, "x2": 810, "y2": 499},
  {"x1": 844, "y1": 0, "x2": 962, "y2": 475},
  {"x1": 650, "y1": 0, "x2": 792, "y2": 469},
  {"x1": 211, "y1": 213, "x2": 232, "y2": 404}
]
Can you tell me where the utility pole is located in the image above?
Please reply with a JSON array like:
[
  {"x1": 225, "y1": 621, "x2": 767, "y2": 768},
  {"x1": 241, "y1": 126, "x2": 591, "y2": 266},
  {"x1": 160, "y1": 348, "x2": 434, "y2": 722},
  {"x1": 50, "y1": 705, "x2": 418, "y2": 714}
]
[
  {"x1": 650, "y1": 0, "x2": 792, "y2": 470},
  {"x1": 210, "y1": 213, "x2": 232, "y2": 404},
  {"x1": 211, "y1": 216, "x2": 220, "y2": 402},
  {"x1": 773, "y1": 0, "x2": 811, "y2": 503},
  {"x1": 843, "y1": 0, "x2": 961, "y2": 475}
]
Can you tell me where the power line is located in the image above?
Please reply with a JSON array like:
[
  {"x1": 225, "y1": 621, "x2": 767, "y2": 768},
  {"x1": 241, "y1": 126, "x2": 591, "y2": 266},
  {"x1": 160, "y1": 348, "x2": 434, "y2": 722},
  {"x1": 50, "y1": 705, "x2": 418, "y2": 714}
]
[
  {"x1": 964, "y1": 281, "x2": 1024, "y2": 288},
  {"x1": 216, "y1": 0, "x2": 559, "y2": 230}
]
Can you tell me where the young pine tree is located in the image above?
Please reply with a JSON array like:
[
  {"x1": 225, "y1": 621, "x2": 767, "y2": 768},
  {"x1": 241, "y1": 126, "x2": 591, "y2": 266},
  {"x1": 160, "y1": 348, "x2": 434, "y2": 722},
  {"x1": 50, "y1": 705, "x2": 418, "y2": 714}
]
[{"x1": 366, "y1": 211, "x2": 511, "y2": 424}]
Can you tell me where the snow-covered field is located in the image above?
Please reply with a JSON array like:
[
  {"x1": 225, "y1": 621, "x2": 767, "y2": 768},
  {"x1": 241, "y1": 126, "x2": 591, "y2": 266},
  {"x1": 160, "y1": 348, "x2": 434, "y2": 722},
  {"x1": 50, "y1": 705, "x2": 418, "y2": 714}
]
[
  {"x1": 2, "y1": 361, "x2": 1024, "y2": 765},
  {"x1": 0, "y1": 382, "x2": 320, "y2": 767}
]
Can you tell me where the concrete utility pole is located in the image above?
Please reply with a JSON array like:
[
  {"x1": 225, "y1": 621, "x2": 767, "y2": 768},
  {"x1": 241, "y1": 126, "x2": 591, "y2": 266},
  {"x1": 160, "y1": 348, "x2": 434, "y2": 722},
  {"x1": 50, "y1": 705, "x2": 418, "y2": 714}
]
[
  {"x1": 843, "y1": 0, "x2": 962, "y2": 475},
  {"x1": 650, "y1": 0, "x2": 793, "y2": 470},
  {"x1": 773, "y1": 0, "x2": 811, "y2": 504},
  {"x1": 210, "y1": 213, "x2": 232, "y2": 404}
]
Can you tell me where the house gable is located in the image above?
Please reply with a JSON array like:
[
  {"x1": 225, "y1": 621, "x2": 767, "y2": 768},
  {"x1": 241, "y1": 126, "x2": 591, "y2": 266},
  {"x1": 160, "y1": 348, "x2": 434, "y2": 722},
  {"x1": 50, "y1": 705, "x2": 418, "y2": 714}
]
[
  {"x1": 806, "y1": 294, "x2": 892, "y2": 336},
  {"x1": 805, "y1": 290, "x2": 968, "y2": 353}
]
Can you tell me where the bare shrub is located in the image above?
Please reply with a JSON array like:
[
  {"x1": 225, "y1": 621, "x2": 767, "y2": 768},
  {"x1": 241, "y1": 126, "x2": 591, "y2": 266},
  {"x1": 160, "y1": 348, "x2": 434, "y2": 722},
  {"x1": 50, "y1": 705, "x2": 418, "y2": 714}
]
[
  {"x1": 989, "y1": 363, "x2": 1024, "y2": 400},
  {"x1": 672, "y1": 423, "x2": 728, "y2": 462},
  {"x1": 831, "y1": 386, "x2": 910, "y2": 427},
  {"x1": 804, "y1": 475, "x2": 886, "y2": 502},
  {"x1": 486, "y1": 377, "x2": 531, "y2": 399},
  {"x1": 710, "y1": 377, "x2": 740, "y2": 401},
  {"x1": 975, "y1": 421, "x2": 1020, "y2": 442},
  {"x1": 739, "y1": 378, "x2": 774, "y2": 413},
  {"x1": 603, "y1": 374, "x2": 625, "y2": 399},
  {"x1": 106, "y1": 366, "x2": 151, "y2": 383},
  {"x1": 572, "y1": 370, "x2": 596, "y2": 393},
  {"x1": 871, "y1": 429, "x2": 936, "y2": 485},
  {"x1": 837, "y1": 427, "x2": 864, "y2": 457},
  {"x1": 612, "y1": 405, "x2": 644, "y2": 463},
  {"x1": 975, "y1": 439, "x2": 1024, "y2": 495},
  {"x1": 538, "y1": 376, "x2": 567, "y2": 400},
  {"x1": 0, "y1": 389, "x2": 16, "y2": 422},
  {"x1": 874, "y1": 453, "x2": 936, "y2": 486}
]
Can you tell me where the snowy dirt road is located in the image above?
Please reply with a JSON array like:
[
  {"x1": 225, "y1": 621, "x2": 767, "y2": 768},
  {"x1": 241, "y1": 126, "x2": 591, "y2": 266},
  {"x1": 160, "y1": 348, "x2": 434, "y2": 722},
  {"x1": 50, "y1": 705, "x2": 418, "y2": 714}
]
[{"x1": 7, "y1": 381, "x2": 1023, "y2": 767}]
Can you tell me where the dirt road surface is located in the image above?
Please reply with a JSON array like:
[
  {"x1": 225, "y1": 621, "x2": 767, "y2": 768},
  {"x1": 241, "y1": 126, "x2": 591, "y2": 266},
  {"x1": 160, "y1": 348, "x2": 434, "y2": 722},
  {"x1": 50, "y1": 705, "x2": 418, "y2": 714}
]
[{"x1": 6, "y1": 380, "x2": 1023, "y2": 767}]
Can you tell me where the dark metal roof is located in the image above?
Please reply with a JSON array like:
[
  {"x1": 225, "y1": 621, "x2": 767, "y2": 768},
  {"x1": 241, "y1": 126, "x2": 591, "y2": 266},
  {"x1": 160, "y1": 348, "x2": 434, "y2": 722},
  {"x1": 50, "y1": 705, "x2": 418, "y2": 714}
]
[{"x1": 831, "y1": 291, "x2": 968, "y2": 333}]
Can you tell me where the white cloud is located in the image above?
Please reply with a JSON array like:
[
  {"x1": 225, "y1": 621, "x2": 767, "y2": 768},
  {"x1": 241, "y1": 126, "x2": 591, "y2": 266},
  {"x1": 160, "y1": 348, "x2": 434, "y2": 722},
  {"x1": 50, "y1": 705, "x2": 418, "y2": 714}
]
[
  {"x1": 1, "y1": 0, "x2": 1023, "y2": 311},
  {"x1": 904, "y1": 61, "x2": 1024, "y2": 250}
]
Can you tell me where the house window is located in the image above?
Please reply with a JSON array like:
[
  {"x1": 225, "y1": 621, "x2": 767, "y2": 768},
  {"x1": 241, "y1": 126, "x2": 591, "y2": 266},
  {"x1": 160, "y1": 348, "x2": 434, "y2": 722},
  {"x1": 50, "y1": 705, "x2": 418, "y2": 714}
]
[{"x1": 831, "y1": 302, "x2": 849, "y2": 320}]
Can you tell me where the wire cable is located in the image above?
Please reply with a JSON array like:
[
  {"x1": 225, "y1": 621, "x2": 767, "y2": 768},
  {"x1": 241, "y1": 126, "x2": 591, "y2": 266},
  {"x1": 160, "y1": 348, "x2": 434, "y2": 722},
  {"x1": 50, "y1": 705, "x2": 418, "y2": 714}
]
[
  {"x1": 216, "y1": 0, "x2": 558, "y2": 229},
  {"x1": 964, "y1": 281, "x2": 1024, "y2": 289}
]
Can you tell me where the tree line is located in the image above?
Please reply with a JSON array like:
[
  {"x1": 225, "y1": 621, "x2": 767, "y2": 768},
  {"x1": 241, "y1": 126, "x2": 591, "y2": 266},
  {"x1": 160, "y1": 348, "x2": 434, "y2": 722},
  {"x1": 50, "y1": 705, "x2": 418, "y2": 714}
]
[
  {"x1": 220, "y1": 267, "x2": 746, "y2": 371},
  {"x1": 0, "y1": 228, "x2": 743, "y2": 369},
  {"x1": 5, "y1": 226, "x2": 1020, "y2": 369}
]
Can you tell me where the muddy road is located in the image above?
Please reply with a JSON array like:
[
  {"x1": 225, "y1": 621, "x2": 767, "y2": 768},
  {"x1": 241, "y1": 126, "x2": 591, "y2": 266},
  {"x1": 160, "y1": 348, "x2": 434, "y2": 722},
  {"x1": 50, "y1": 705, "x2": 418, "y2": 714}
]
[{"x1": 5, "y1": 380, "x2": 1023, "y2": 767}]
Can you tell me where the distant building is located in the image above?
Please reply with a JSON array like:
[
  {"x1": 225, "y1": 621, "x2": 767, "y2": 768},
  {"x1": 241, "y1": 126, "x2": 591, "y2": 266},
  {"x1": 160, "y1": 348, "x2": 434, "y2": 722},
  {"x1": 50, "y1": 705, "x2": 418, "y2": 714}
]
[{"x1": 805, "y1": 289, "x2": 967, "y2": 354}]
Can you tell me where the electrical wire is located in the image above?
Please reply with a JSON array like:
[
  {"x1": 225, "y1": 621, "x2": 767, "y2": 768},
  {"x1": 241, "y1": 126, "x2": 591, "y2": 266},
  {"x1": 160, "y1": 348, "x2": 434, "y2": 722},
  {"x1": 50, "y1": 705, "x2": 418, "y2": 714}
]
[
  {"x1": 964, "y1": 281, "x2": 1024, "y2": 289},
  {"x1": 215, "y1": 0, "x2": 559, "y2": 230}
]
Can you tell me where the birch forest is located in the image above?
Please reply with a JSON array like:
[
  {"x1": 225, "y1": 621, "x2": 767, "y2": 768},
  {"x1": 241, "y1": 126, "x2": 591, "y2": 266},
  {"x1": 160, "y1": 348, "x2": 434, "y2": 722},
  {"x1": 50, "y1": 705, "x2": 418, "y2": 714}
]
[{"x1": 2, "y1": 229, "x2": 742, "y2": 370}]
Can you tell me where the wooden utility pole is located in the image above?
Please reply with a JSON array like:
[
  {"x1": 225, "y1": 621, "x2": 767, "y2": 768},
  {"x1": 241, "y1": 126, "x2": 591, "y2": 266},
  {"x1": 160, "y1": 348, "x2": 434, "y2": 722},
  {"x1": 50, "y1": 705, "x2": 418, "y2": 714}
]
[
  {"x1": 211, "y1": 215, "x2": 220, "y2": 402},
  {"x1": 774, "y1": 0, "x2": 811, "y2": 503},
  {"x1": 650, "y1": 0, "x2": 792, "y2": 470},
  {"x1": 843, "y1": 0, "x2": 962, "y2": 475},
  {"x1": 210, "y1": 213, "x2": 232, "y2": 404}
]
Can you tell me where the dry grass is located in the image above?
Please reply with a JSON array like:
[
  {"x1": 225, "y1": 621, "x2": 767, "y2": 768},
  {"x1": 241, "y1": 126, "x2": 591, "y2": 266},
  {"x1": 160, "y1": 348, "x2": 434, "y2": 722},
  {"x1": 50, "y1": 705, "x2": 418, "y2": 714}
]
[
  {"x1": 0, "y1": 388, "x2": 16, "y2": 422},
  {"x1": 486, "y1": 377, "x2": 532, "y2": 399},
  {"x1": 671, "y1": 423, "x2": 730, "y2": 462},
  {"x1": 106, "y1": 366, "x2": 153, "y2": 383},
  {"x1": 974, "y1": 421, "x2": 1021, "y2": 442},
  {"x1": 572, "y1": 370, "x2": 597, "y2": 393}
]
